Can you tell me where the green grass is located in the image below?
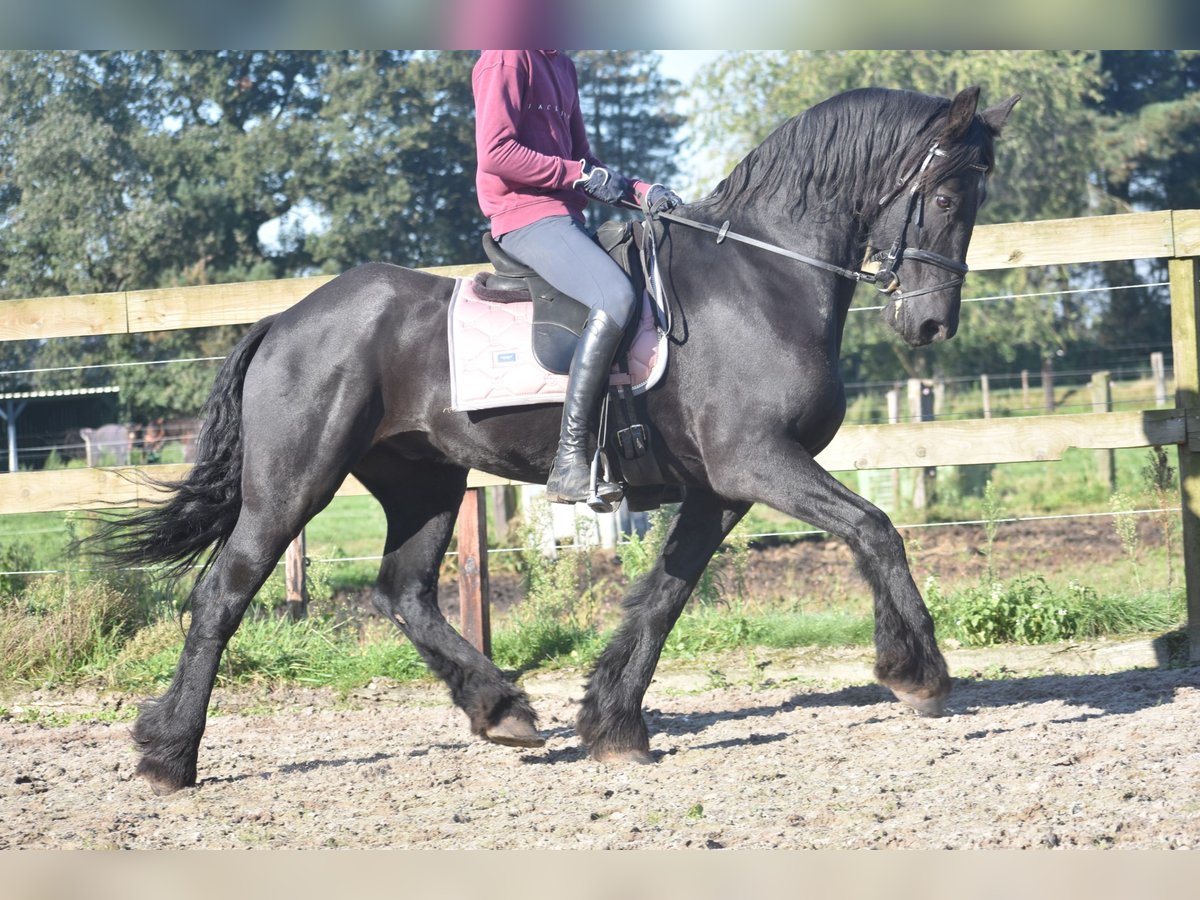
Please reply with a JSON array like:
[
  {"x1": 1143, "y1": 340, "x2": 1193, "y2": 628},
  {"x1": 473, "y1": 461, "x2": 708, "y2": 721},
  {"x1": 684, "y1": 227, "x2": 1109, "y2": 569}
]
[{"x1": 663, "y1": 604, "x2": 874, "y2": 658}]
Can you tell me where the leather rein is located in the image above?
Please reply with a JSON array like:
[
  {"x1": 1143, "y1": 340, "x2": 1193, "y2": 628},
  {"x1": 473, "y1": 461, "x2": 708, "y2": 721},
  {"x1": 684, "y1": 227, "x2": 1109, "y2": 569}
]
[{"x1": 648, "y1": 142, "x2": 984, "y2": 301}]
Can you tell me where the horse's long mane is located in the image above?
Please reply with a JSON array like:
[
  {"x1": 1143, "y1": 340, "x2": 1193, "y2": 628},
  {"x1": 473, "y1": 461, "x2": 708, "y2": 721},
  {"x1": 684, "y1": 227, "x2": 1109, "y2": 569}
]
[{"x1": 692, "y1": 87, "x2": 996, "y2": 227}]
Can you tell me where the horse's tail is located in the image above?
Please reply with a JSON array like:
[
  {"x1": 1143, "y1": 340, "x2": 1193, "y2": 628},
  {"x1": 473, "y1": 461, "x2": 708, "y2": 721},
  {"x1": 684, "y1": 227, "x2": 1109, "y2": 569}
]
[{"x1": 83, "y1": 315, "x2": 279, "y2": 582}]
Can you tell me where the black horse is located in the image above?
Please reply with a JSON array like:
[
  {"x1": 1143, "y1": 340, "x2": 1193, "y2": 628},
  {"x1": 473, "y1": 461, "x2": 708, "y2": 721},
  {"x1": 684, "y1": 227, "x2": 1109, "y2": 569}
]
[{"x1": 97, "y1": 85, "x2": 1017, "y2": 794}]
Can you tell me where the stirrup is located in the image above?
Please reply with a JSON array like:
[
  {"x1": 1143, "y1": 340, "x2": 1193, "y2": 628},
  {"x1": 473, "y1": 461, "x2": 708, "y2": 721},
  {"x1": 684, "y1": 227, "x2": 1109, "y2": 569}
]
[{"x1": 587, "y1": 447, "x2": 624, "y2": 514}]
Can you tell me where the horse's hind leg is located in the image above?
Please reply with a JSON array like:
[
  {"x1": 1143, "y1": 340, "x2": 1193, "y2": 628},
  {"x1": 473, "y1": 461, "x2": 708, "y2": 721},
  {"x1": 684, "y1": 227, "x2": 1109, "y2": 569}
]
[
  {"x1": 134, "y1": 410, "x2": 365, "y2": 792},
  {"x1": 577, "y1": 488, "x2": 749, "y2": 762},
  {"x1": 356, "y1": 453, "x2": 542, "y2": 747},
  {"x1": 132, "y1": 497, "x2": 319, "y2": 794}
]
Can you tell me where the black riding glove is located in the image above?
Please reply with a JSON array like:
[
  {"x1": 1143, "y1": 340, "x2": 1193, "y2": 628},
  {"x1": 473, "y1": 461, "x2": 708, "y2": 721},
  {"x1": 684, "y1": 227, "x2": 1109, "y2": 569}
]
[
  {"x1": 643, "y1": 183, "x2": 683, "y2": 216},
  {"x1": 573, "y1": 160, "x2": 633, "y2": 206}
]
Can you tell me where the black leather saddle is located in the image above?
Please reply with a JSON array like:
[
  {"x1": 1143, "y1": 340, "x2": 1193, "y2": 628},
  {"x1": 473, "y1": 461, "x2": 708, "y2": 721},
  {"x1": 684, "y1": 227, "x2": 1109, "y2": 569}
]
[
  {"x1": 474, "y1": 222, "x2": 681, "y2": 510},
  {"x1": 475, "y1": 221, "x2": 645, "y2": 375}
]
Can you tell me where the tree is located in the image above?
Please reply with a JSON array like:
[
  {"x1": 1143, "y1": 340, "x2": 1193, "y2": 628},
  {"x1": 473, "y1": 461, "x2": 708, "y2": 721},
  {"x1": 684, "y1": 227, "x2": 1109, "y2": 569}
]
[
  {"x1": 689, "y1": 51, "x2": 1106, "y2": 383},
  {"x1": 572, "y1": 51, "x2": 685, "y2": 229},
  {"x1": 1087, "y1": 51, "x2": 1200, "y2": 357},
  {"x1": 0, "y1": 51, "x2": 686, "y2": 423},
  {"x1": 300, "y1": 51, "x2": 482, "y2": 270}
]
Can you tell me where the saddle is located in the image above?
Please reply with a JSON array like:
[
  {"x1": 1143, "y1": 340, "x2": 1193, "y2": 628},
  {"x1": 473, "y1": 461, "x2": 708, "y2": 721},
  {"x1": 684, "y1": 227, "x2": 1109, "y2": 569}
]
[
  {"x1": 471, "y1": 222, "x2": 683, "y2": 512},
  {"x1": 474, "y1": 221, "x2": 645, "y2": 374}
]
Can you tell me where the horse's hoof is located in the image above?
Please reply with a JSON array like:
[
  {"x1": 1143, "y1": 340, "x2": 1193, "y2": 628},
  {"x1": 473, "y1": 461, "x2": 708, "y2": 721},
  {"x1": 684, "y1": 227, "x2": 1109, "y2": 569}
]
[
  {"x1": 890, "y1": 687, "x2": 947, "y2": 717},
  {"x1": 136, "y1": 756, "x2": 194, "y2": 796},
  {"x1": 137, "y1": 765, "x2": 188, "y2": 796},
  {"x1": 591, "y1": 747, "x2": 655, "y2": 765},
  {"x1": 484, "y1": 715, "x2": 545, "y2": 748}
]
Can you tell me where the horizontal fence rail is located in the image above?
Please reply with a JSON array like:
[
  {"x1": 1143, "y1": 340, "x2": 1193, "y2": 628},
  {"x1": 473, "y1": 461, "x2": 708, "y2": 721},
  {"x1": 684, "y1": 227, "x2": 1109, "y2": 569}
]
[
  {"x1": 0, "y1": 410, "x2": 1189, "y2": 516},
  {"x1": 4, "y1": 208, "x2": 1200, "y2": 662},
  {"x1": 4, "y1": 211, "x2": 1200, "y2": 342}
]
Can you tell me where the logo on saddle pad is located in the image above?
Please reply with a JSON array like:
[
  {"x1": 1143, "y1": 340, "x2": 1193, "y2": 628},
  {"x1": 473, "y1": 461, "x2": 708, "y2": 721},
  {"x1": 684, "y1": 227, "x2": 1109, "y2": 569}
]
[{"x1": 447, "y1": 277, "x2": 668, "y2": 413}]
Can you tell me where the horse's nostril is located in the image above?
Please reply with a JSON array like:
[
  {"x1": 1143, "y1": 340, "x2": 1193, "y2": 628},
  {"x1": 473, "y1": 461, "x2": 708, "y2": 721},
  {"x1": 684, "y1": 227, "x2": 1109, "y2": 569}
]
[{"x1": 920, "y1": 320, "x2": 947, "y2": 343}]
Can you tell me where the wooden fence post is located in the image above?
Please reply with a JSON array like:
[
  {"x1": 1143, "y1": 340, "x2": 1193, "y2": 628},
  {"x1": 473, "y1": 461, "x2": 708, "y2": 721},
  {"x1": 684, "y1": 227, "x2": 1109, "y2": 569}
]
[
  {"x1": 488, "y1": 484, "x2": 516, "y2": 545},
  {"x1": 907, "y1": 378, "x2": 935, "y2": 509},
  {"x1": 1152, "y1": 351, "x2": 1168, "y2": 408},
  {"x1": 887, "y1": 387, "x2": 901, "y2": 512},
  {"x1": 457, "y1": 487, "x2": 491, "y2": 658},
  {"x1": 285, "y1": 530, "x2": 308, "y2": 621},
  {"x1": 1169, "y1": 257, "x2": 1200, "y2": 663},
  {"x1": 1091, "y1": 370, "x2": 1115, "y2": 492},
  {"x1": 980, "y1": 374, "x2": 992, "y2": 419}
]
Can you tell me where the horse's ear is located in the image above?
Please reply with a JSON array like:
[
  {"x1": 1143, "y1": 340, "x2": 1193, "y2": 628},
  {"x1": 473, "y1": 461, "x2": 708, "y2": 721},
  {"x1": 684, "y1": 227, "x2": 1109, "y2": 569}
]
[
  {"x1": 939, "y1": 86, "x2": 981, "y2": 142},
  {"x1": 981, "y1": 94, "x2": 1021, "y2": 136}
]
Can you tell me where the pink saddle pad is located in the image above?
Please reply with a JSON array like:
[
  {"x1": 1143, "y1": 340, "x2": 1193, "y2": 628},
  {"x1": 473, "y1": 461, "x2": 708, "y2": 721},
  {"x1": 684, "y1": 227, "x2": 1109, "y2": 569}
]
[{"x1": 447, "y1": 277, "x2": 668, "y2": 412}]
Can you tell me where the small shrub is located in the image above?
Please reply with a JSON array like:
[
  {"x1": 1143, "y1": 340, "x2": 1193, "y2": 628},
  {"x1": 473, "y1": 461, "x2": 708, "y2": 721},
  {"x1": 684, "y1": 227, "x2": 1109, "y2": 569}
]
[
  {"x1": 926, "y1": 574, "x2": 1081, "y2": 646},
  {"x1": 1109, "y1": 491, "x2": 1142, "y2": 591},
  {"x1": 0, "y1": 575, "x2": 142, "y2": 684},
  {"x1": 615, "y1": 505, "x2": 674, "y2": 582},
  {"x1": 493, "y1": 499, "x2": 604, "y2": 670},
  {"x1": 42, "y1": 449, "x2": 67, "y2": 470},
  {"x1": 0, "y1": 540, "x2": 39, "y2": 597},
  {"x1": 1141, "y1": 447, "x2": 1178, "y2": 591}
]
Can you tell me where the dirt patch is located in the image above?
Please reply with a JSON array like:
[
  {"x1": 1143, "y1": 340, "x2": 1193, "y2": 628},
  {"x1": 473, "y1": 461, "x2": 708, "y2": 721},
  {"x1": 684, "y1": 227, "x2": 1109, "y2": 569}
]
[
  {"x1": 398, "y1": 515, "x2": 1167, "y2": 624},
  {"x1": 2, "y1": 516, "x2": 1190, "y2": 850},
  {"x1": 2, "y1": 640, "x2": 1197, "y2": 849}
]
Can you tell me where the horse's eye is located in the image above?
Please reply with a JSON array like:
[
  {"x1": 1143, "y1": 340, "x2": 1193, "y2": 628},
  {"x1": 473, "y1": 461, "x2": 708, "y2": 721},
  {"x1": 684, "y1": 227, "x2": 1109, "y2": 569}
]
[{"x1": 935, "y1": 194, "x2": 953, "y2": 210}]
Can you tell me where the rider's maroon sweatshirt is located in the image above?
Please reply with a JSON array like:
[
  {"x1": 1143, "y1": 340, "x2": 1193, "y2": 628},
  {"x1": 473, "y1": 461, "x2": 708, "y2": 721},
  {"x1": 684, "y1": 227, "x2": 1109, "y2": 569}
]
[{"x1": 473, "y1": 50, "x2": 649, "y2": 238}]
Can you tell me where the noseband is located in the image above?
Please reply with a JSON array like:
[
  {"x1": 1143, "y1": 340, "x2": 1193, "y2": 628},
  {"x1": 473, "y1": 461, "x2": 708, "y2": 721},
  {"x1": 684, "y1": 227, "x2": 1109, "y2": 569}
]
[{"x1": 654, "y1": 141, "x2": 985, "y2": 300}]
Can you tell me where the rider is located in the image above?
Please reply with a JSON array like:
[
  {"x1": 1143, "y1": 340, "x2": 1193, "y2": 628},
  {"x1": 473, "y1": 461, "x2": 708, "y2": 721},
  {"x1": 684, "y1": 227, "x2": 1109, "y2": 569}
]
[{"x1": 472, "y1": 50, "x2": 681, "y2": 504}]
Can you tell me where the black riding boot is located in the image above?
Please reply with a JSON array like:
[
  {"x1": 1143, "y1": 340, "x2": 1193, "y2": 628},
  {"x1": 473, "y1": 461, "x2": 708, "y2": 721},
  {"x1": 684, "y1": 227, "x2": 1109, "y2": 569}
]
[{"x1": 545, "y1": 308, "x2": 625, "y2": 504}]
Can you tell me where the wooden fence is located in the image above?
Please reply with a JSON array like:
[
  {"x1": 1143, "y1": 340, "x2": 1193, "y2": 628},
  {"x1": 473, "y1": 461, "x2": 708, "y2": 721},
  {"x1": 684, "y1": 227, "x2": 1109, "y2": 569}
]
[{"x1": 3, "y1": 210, "x2": 1200, "y2": 661}]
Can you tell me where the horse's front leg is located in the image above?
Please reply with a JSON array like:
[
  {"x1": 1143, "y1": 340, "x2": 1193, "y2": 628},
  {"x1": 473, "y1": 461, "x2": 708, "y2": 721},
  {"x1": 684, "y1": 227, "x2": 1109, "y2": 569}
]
[
  {"x1": 711, "y1": 436, "x2": 950, "y2": 715},
  {"x1": 577, "y1": 488, "x2": 749, "y2": 762}
]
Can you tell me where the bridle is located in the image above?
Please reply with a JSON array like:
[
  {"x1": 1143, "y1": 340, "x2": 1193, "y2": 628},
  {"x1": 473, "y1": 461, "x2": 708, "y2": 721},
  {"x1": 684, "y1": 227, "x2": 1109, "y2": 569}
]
[{"x1": 648, "y1": 141, "x2": 987, "y2": 300}]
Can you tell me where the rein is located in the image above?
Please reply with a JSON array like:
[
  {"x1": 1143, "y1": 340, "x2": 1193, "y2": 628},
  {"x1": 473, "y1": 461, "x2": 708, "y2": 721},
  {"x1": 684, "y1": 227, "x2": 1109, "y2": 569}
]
[{"x1": 645, "y1": 142, "x2": 979, "y2": 299}]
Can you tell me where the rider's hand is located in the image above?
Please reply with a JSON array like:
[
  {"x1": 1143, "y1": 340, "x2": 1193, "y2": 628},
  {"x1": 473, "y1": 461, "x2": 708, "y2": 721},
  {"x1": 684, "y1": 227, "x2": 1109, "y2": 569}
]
[
  {"x1": 643, "y1": 184, "x2": 683, "y2": 215},
  {"x1": 573, "y1": 161, "x2": 633, "y2": 206}
]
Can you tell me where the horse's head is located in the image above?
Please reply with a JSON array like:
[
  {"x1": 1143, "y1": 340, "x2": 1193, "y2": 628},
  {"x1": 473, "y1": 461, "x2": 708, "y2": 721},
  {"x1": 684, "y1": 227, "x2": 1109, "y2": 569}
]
[{"x1": 869, "y1": 86, "x2": 1019, "y2": 348}]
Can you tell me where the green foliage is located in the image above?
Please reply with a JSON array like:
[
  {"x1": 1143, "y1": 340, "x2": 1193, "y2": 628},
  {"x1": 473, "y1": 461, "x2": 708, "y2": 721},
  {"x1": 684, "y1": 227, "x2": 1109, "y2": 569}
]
[
  {"x1": 1141, "y1": 447, "x2": 1179, "y2": 591},
  {"x1": 0, "y1": 51, "x2": 686, "y2": 422},
  {"x1": 491, "y1": 499, "x2": 604, "y2": 671},
  {"x1": 573, "y1": 51, "x2": 685, "y2": 231},
  {"x1": 925, "y1": 572, "x2": 1183, "y2": 647},
  {"x1": 219, "y1": 616, "x2": 424, "y2": 688},
  {"x1": 693, "y1": 50, "x2": 1101, "y2": 225},
  {"x1": 1109, "y1": 490, "x2": 1144, "y2": 593},
  {"x1": 926, "y1": 574, "x2": 1082, "y2": 645},
  {"x1": 614, "y1": 505, "x2": 674, "y2": 582},
  {"x1": 0, "y1": 540, "x2": 38, "y2": 596},
  {"x1": 254, "y1": 555, "x2": 337, "y2": 614},
  {"x1": 686, "y1": 51, "x2": 1191, "y2": 386},
  {"x1": 981, "y1": 479, "x2": 1005, "y2": 585},
  {"x1": 0, "y1": 575, "x2": 145, "y2": 684}
]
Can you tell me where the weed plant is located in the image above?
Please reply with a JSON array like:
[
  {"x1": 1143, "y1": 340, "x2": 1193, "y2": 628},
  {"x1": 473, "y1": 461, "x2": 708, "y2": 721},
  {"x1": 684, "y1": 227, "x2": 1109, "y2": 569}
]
[{"x1": 490, "y1": 498, "x2": 605, "y2": 671}]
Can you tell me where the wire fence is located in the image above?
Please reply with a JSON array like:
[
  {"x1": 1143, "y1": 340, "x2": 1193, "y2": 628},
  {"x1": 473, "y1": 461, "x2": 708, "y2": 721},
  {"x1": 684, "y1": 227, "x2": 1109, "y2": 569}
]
[
  {"x1": 0, "y1": 505, "x2": 1179, "y2": 578},
  {"x1": 0, "y1": 273, "x2": 1184, "y2": 582}
]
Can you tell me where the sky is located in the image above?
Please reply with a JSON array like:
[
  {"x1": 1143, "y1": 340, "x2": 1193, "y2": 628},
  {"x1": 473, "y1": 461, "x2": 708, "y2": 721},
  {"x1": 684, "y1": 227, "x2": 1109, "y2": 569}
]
[
  {"x1": 657, "y1": 50, "x2": 724, "y2": 86},
  {"x1": 655, "y1": 50, "x2": 729, "y2": 196}
]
